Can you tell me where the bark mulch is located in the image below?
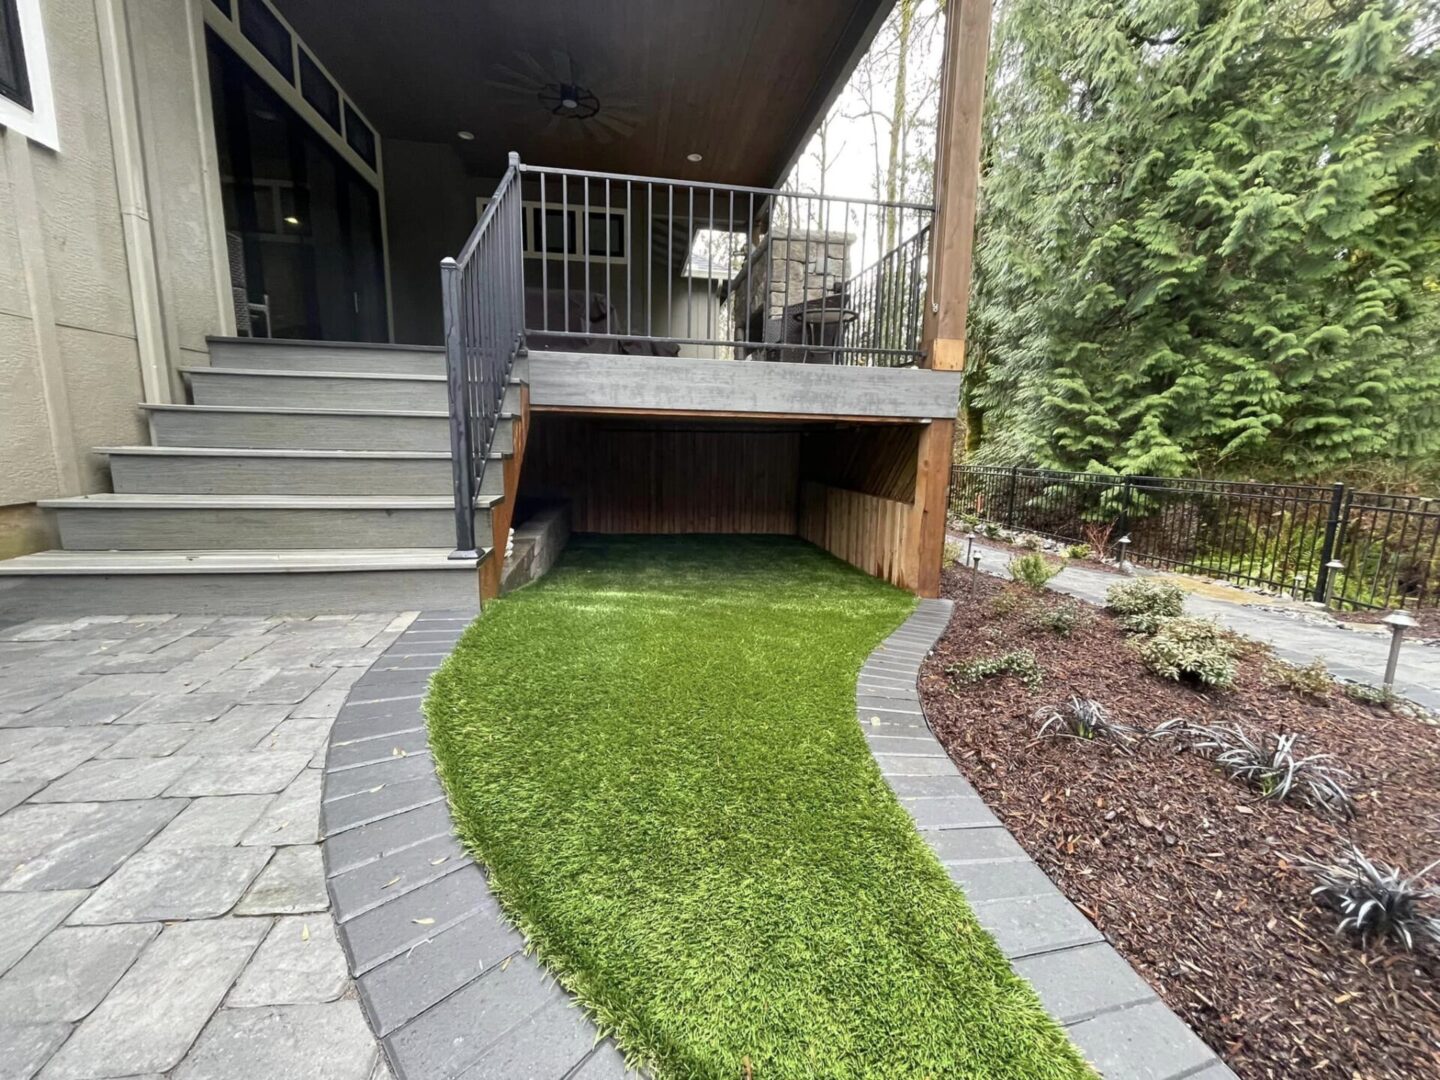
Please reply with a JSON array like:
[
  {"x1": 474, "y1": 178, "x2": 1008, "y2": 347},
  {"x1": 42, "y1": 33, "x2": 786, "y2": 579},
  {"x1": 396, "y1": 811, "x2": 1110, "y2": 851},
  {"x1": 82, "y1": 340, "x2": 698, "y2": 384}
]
[{"x1": 921, "y1": 570, "x2": 1440, "y2": 1080}]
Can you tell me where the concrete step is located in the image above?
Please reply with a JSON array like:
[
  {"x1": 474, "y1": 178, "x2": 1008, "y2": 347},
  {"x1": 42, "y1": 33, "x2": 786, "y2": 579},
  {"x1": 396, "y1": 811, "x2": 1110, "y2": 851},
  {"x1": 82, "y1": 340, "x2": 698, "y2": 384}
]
[
  {"x1": 38, "y1": 494, "x2": 498, "y2": 551},
  {"x1": 97, "y1": 446, "x2": 507, "y2": 498},
  {"x1": 208, "y1": 337, "x2": 445, "y2": 375},
  {"x1": 143, "y1": 405, "x2": 516, "y2": 455},
  {"x1": 0, "y1": 548, "x2": 486, "y2": 616},
  {"x1": 185, "y1": 368, "x2": 449, "y2": 411}
]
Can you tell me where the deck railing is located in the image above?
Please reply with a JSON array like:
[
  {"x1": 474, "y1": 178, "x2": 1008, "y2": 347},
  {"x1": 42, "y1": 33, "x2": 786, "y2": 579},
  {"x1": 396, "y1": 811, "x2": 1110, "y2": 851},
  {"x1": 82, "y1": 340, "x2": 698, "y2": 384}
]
[
  {"x1": 510, "y1": 161, "x2": 934, "y2": 367},
  {"x1": 442, "y1": 154, "x2": 935, "y2": 554},
  {"x1": 441, "y1": 156, "x2": 524, "y2": 558}
]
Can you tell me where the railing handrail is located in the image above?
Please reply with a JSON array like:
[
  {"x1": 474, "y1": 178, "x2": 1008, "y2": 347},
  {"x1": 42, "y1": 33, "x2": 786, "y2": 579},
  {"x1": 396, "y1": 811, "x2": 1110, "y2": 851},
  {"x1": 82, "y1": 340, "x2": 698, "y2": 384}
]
[
  {"x1": 456, "y1": 162, "x2": 519, "y2": 267},
  {"x1": 516, "y1": 160, "x2": 935, "y2": 213}
]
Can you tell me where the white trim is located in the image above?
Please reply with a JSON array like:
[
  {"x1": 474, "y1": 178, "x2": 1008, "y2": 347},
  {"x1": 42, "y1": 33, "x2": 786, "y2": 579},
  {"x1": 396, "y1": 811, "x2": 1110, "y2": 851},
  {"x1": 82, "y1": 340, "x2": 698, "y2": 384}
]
[
  {"x1": 187, "y1": 0, "x2": 237, "y2": 337},
  {"x1": 0, "y1": 0, "x2": 59, "y2": 150}
]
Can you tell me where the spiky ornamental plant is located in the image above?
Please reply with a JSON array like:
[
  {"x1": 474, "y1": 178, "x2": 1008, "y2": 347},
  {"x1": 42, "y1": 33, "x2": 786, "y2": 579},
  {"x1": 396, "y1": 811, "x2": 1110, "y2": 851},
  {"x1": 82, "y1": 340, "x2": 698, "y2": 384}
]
[
  {"x1": 1299, "y1": 847, "x2": 1440, "y2": 949},
  {"x1": 967, "y1": 0, "x2": 1440, "y2": 477},
  {"x1": 1183, "y1": 722, "x2": 1355, "y2": 817},
  {"x1": 1035, "y1": 695, "x2": 1134, "y2": 746}
]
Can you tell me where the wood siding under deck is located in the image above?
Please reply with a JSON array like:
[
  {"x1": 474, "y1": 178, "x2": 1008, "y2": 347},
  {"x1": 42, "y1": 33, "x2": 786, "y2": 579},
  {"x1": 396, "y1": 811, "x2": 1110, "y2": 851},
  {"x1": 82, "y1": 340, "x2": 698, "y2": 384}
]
[
  {"x1": 520, "y1": 413, "x2": 951, "y2": 597},
  {"x1": 522, "y1": 415, "x2": 800, "y2": 535}
]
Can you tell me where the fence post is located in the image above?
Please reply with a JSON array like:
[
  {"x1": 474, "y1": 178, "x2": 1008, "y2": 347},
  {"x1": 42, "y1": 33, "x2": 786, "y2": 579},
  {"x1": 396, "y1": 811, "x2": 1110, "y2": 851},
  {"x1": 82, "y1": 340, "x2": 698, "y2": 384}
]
[
  {"x1": 441, "y1": 257, "x2": 478, "y2": 559},
  {"x1": 1313, "y1": 483, "x2": 1346, "y2": 603},
  {"x1": 1005, "y1": 466, "x2": 1020, "y2": 527},
  {"x1": 1118, "y1": 476, "x2": 1132, "y2": 538}
]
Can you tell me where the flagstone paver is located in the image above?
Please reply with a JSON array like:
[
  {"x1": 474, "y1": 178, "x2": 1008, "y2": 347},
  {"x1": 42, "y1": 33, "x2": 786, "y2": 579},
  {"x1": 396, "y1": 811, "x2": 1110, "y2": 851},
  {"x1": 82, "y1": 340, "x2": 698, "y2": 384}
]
[{"x1": 0, "y1": 610, "x2": 417, "y2": 1079}]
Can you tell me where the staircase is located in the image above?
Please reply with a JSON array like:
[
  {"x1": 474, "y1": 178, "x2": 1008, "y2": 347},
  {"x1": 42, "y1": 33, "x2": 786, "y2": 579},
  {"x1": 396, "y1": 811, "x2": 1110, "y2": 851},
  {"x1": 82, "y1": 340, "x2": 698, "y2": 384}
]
[{"x1": 0, "y1": 337, "x2": 526, "y2": 616}]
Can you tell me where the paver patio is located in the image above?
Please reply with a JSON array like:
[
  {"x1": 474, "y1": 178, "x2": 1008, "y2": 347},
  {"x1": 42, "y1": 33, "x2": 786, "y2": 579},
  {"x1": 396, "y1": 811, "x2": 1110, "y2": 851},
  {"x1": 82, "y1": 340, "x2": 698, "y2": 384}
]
[{"x1": 0, "y1": 611, "x2": 411, "y2": 1080}]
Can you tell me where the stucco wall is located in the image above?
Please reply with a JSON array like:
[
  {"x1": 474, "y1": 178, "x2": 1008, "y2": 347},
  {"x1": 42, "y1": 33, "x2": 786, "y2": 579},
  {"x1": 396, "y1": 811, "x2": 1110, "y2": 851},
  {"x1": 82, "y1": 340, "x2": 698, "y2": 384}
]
[{"x1": 0, "y1": 0, "x2": 227, "y2": 556}]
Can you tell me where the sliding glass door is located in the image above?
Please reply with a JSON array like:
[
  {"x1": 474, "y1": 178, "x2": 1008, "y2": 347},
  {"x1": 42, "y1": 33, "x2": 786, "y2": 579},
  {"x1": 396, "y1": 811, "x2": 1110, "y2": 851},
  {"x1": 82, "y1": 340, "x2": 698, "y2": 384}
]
[{"x1": 207, "y1": 29, "x2": 387, "y2": 342}]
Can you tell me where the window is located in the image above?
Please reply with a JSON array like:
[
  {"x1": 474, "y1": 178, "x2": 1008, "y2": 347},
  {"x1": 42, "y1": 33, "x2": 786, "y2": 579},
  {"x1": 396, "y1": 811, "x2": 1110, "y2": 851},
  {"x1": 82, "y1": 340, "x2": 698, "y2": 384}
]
[
  {"x1": 239, "y1": 0, "x2": 292, "y2": 82},
  {"x1": 342, "y1": 102, "x2": 375, "y2": 168},
  {"x1": 297, "y1": 48, "x2": 340, "y2": 132},
  {"x1": 480, "y1": 199, "x2": 628, "y2": 264},
  {"x1": 0, "y1": 0, "x2": 55, "y2": 149},
  {"x1": 0, "y1": 0, "x2": 30, "y2": 109}
]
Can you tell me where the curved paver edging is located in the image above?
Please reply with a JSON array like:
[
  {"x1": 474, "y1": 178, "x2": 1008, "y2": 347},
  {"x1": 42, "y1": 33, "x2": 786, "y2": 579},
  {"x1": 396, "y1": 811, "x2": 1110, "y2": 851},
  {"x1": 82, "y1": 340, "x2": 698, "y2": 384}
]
[
  {"x1": 864, "y1": 598, "x2": 1239, "y2": 1080},
  {"x1": 319, "y1": 610, "x2": 632, "y2": 1080}
]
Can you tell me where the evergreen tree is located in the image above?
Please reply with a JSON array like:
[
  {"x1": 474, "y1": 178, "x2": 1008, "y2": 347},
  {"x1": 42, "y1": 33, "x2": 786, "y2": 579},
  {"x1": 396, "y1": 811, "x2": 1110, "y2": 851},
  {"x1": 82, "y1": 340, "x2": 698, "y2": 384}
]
[{"x1": 967, "y1": 0, "x2": 1440, "y2": 479}]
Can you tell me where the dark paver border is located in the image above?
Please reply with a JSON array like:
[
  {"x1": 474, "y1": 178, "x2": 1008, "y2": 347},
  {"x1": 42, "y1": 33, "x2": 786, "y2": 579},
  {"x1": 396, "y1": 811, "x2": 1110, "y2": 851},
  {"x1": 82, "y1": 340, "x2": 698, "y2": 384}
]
[
  {"x1": 321, "y1": 611, "x2": 632, "y2": 1080},
  {"x1": 865, "y1": 598, "x2": 1239, "y2": 1080}
]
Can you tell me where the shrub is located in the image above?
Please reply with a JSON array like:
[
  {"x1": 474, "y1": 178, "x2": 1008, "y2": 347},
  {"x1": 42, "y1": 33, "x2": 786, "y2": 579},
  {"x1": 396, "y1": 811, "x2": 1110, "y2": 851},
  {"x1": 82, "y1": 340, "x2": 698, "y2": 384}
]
[
  {"x1": 1065, "y1": 543, "x2": 1092, "y2": 561},
  {"x1": 1022, "y1": 598, "x2": 1093, "y2": 637},
  {"x1": 1034, "y1": 695, "x2": 1132, "y2": 745},
  {"x1": 1135, "y1": 617, "x2": 1237, "y2": 688},
  {"x1": 1343, "y1": 681, "x2": 1398, "y2": 709},
  {"x1": 1180, "y1": 722, "x2": 1353, "y2": 817},
  {"x1": 1299, "y1": 847, "x2": 1440, "y2": 950},
  {"x1": 1105, "y1": 579, "x2": 1185, "y2": 634},
  {"x1": 946, "y1": 649, "x2": 1044, "y2": 692},
  {"x1": 1018, "y1": 533, "x2": 1044, "y2": 551},
  {"x1": 990, "y1": 587, "x2": 1031, "y2": 617},
  {"x1": 1008, "y1": 552, "x2": 1064, "y2": 592},
  {"x1": 983, "y1": 523, "x2": 1002, "y2": 539},
  {"x1": 960, "y1": 512, "x2": 980, "y2": 529},
  {"x1": 942, "y1": 540, "x2": 964, "y2": 570},
  {"x1": 1271, "y1": 658, "x2": 1334, "y2": 700}
]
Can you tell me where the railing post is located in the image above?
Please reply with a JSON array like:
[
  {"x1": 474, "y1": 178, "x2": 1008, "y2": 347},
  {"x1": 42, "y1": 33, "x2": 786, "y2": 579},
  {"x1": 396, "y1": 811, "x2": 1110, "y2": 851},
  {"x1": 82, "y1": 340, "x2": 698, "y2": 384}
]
[
  {"x1": 1313, "y1": 482, "x2": 1346, "y2": 603},
  {"x1": 1005, "y1": 466, "x2": 1020, "y2": 527},
  {"x1": 441, "y1": 257, "x2": 478, "y2": 559}
]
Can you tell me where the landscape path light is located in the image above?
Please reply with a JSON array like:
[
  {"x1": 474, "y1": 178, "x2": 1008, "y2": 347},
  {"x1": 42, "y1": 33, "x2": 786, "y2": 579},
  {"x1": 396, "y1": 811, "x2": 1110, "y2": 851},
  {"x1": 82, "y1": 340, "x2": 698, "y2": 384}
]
[
  {"x1": 1292, "y1": 572, "x2": 1305, "y2": 601},
  {"x1": 969, "y1": 553, "x2": 982, "y2": 595},
  {"x1": 1323, "y1": 559, "x2": 1345, "y2": 607},
  {"x1": 1382, "y1": 610, "x2": 1418, "y2": 692},
  {"x1": 964, "y1": 530, "x2": 977, "y2": 566},
  {"x1": 1116, "y1": 535, "x2": 1132, "y2": 572}
]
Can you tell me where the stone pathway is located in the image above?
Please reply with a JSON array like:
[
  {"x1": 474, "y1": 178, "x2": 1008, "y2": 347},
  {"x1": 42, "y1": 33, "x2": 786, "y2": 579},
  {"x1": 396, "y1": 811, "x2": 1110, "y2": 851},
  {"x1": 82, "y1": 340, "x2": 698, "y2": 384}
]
[
  {"x1": 0, "y1": 611, "x2": 414, "y2": 1080},
  {"x1": 963, "y1": 538, "x2": 1440, "y2": 710}
]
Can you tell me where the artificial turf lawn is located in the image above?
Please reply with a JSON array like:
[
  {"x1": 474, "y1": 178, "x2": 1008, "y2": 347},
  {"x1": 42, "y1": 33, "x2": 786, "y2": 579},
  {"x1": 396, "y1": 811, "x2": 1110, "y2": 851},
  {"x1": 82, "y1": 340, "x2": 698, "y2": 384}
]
[{"x1": 425, "y1": 535, "x2": 1093, "y2": 1079}]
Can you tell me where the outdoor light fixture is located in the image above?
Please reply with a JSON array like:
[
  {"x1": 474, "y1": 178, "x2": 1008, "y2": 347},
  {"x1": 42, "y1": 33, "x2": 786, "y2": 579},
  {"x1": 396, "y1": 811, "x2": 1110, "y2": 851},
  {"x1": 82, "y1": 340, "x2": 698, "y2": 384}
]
[
  {"x1": 283, "y1": 216, "x2": 300, "y2": 226},
  {"x1": 969, "y1": 553, "x2": 982, "y2": 595},
  {"x1": 1323, "y1": 559, "x2": 1345, "y2": 607},
  {"x1": 456, "y1": 130, "x2": 475, "y2": 141},
  {"x1": 540, "y1": 82, "x2": 600, "y2": 119},
  {"x1": 965, "y1": 529, "x2": 977, "y2": 565},
  {"x1": 686, "y1": 152, "x2": 703, "y2": 162},
  {"x1": 1292, "y1": 572, "x2": 1305, "y2": 601},
  {"x1": 1382, "y1": 610, "x2": 1418, "y2": 691},
  {"x1": 1116, "y1": 535, "x2": 1132, "y2": 572}
]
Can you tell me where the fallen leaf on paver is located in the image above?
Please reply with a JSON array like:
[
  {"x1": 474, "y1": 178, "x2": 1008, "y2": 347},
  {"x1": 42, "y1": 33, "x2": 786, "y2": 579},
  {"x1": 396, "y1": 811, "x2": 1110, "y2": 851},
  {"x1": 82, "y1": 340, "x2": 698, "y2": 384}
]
[
  {"x1": 392, "y1": 747, "x2": 407, "y2": 757},
  {"x1": 301, "y1": 923, "x2": 311, "y2": 942},
  {"x1": 500, "y1": 956, "x2": 512, "y2": 971},
  {"x1": 412, "y1": 917, "x2": 435, "y2": 926},
  {"x1": 430, "y1": 856, "x2": 449, "y2": 866},
  {"x1": 382, "y1": 876, "x2": 401, "y2": 888},
  {"x1": 368, "y1": 785, "x2": 385, "y2": 793}
]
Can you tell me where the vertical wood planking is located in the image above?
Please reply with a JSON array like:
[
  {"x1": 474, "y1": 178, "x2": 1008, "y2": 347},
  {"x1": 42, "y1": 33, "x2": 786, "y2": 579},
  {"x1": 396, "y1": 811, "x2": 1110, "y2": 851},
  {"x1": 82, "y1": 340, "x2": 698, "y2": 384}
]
[{"x1": 799, "y1": 482, "x2": 914, "y2": 591}]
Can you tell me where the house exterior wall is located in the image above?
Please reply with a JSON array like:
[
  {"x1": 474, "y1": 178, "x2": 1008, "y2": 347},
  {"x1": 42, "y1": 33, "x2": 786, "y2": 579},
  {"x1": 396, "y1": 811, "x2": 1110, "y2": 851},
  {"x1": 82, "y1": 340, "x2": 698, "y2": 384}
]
[{"x1": 1, "y1": 0, "x2": 229, "y2": 557}]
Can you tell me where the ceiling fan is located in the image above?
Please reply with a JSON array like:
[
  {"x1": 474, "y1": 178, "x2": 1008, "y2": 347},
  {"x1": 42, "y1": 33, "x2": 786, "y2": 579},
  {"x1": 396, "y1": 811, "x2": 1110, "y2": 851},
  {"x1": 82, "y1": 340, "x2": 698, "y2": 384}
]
[{"x1": 485, "y1": 50, "x2": 642, "y2": 144}]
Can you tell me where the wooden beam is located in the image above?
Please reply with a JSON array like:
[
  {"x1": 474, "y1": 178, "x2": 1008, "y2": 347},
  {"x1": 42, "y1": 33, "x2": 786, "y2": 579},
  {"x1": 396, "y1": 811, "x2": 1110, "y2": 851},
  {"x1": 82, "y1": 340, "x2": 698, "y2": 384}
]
[
  {"x1": 532, "y1": 405, "x2": 917, "y2": 425},
  {"x1": 479, "y1": 383, "x2": 530, "y2": 602},
  {"x1": 921, "y1": 0, "x2": 993, "y2": 372},
  {"x1": 908, "y1": 419, "x2": 954, "y2": 598}
]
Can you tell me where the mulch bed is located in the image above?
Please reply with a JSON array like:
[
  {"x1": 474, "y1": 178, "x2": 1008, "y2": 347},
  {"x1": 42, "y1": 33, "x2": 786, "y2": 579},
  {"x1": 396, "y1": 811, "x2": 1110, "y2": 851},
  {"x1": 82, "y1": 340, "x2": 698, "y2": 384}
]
[
  {"x1": 920, "y1": 571, "x2": 1440, "y2": 1080},
  {"x1": 945, "y1": 530, "x2": 1126, "y2": 576}
]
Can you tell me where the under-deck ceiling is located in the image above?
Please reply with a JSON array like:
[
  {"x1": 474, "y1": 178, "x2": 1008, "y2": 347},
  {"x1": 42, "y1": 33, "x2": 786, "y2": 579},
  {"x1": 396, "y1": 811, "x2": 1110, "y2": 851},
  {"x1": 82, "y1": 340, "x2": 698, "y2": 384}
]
[{"x1": 272, "y1": 0, "x2": 894, "y2": 186}]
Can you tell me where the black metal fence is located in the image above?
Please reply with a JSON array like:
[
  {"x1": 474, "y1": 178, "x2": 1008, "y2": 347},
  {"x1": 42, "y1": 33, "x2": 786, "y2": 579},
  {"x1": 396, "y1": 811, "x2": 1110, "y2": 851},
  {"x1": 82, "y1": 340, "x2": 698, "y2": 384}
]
[{"x1": 949, "y1": 464, "x2": 1440, "y2": 611}]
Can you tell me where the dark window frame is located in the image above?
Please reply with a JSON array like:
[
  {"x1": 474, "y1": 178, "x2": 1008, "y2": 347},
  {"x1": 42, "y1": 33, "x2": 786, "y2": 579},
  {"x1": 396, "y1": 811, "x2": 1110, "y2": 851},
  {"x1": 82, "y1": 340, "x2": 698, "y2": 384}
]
[
  {"x1": 238, "y1": 0, "x2": 293, "y2": 83},
  {"x1": 0, "y1": 0, "x2": 33, "y2": 111},
  {"x1": 342, "y1": 102, "x2": 375, "y2": 169},
  {"x1": 297, "y1": 47, "x2": 340, "y2": 133}
]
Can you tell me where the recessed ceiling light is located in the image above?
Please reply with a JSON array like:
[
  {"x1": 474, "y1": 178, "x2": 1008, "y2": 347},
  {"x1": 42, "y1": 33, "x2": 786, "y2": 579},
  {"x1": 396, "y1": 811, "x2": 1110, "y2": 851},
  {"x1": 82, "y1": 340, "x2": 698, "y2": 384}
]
[
  {"x1": 283, "y1": 215, "x2": 301, "y2": 226},
  {"x1": 686, "y1": 152, "x2": 703, "y2": 163},
  {"x1": 457, "y1": 130, "x2": 475, "y2": 141}
]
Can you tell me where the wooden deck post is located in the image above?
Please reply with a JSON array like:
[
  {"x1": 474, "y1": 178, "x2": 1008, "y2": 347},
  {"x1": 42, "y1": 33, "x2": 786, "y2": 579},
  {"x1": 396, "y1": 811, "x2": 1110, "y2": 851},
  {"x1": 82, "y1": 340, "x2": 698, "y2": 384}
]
[
  {"x1": 921, "y1": 0, "x2": 993, "y2": 373},
  {"x1": 908, "y1": 419, "x2": 954, "y2": 598}
]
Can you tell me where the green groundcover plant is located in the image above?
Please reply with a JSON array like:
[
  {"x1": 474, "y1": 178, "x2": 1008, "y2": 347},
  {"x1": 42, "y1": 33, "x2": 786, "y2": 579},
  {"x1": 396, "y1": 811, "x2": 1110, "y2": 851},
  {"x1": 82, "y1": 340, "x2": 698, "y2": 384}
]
[{"x1": 426, "y1": 536, "x2": 1093, "y2": 1079}]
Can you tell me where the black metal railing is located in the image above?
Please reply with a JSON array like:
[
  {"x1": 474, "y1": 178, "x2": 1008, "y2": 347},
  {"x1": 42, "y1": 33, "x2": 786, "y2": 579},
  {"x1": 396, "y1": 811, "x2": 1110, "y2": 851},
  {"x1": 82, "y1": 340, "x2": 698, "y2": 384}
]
[
  {"x1": 510, "y1": 161, "x2": 933, "y2": 366},
  {"x1": 441, "y1": 155, "x2": 525, "y2": 557},
  {"x1": 949, "y1": 465, "x2": 1440, "y2": 610}
]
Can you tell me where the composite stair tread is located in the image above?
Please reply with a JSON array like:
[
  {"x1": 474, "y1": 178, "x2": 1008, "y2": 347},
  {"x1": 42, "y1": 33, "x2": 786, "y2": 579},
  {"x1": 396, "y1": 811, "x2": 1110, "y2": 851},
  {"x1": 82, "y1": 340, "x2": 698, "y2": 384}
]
[
  {"x1": 182, "y1": 366, "x2": 447, "y2": 382},
  {"x1": 206, "y1": 335, "x2": 444, "y2": 354},
  {"x1": 93, "y1": 445, "x2": 464, "y2": 460},
  {"x1": 0, "y1": 548, "x2": 486, "y2": 575},
  {"x1": 38, "y1": 493, "x2": 501, "y2": 510},
  {"x1": 141, "y1": 403, "x2": 519, "y2": 419}
]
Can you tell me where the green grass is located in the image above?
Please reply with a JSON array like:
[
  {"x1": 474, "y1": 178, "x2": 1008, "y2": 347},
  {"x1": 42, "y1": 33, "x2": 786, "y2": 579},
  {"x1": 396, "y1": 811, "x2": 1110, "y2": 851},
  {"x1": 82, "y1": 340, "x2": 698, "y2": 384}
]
[{"x1": 426, "y1": 535, "x2": 1092, "y2": 1079}]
